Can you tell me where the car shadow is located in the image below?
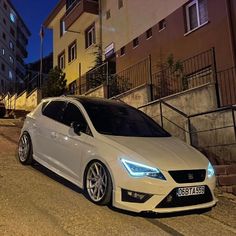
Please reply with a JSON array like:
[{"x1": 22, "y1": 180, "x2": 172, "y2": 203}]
[
  {"x1": 108, "y1": 203, "x2": 213, "y2": 218},
  {"x1": 32, "y1": 161, "x2": 83, "y2": 194}
]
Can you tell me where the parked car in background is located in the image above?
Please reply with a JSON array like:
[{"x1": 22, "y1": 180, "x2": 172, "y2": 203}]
[
  {"x1": 18, "y1": 96, "x2": 217, "y2": 213},
  {"x1": 0, "y1": 101, "x2": 6, "y2": 118}
]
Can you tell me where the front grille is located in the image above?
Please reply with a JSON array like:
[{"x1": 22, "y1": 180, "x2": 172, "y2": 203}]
[
  {"x1": 156, "y1": 186, "x2": 213, "y2": 208},
  {"x1": 169, "y1": 169, "x2": 206, "y2": 183}
]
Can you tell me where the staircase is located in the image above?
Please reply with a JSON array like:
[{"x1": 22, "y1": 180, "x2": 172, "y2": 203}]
[{"x1": 214, "y1": 165, "x2": 236, "y2": 195}]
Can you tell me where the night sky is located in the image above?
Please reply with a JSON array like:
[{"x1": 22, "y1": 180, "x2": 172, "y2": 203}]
[{"x1": 11, "y1": 0, "x2": 59, "y2": 64}]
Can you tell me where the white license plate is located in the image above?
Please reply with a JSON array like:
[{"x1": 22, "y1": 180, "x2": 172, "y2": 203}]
[{"x1": 177, "y1": 186, "x2": 205, "y2": 197}]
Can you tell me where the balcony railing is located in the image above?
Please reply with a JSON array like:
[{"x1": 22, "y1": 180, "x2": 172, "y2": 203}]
[{"x1": 64, "y1": 0, "x2": 98, "y2": 30}]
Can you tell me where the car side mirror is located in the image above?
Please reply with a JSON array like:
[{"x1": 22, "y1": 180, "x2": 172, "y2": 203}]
[{"x1": 71, "y1": 121, "x2": 85, "y2": 135}]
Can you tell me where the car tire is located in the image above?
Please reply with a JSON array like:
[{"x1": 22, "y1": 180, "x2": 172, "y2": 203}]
[
  {"x1": 85, "y1": 160, "x2": 113, "y2": 205},
  {"x1": 18, "y1": 132, "x2": 34, "y2": 165}
]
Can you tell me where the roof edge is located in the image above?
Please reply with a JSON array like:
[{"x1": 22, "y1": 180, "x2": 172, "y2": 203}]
[{"x1": 44, "y1": 0, "x2": 66, "y2": 27}]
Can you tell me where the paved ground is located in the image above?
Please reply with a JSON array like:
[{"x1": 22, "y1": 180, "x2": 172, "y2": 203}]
[{"x1": 0, "y1": 120, "x2": 236, "y2": 236}]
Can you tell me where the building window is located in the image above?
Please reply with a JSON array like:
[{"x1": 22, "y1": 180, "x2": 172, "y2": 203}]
[
  {"x1": 60, "y1": 19, "x2": 66, "y2": 37},
  {"x1": 68, "y1": 41, "x2": 77, "y2": 63},
  {"x1": 120, "y1": 46, "x2": 125, "y2": 56},
  {"x1": 10, "y1": 27, "x2": 15, "y2": 37},
  {"x1": 9, "y1": 55, "x2": 14, "y2": 64},
  {"x1": 185, "y1": 0, "x2": 208, "y2": 32},
  {"x1": 2, "y1": 32, "x2": 6, "y2": 40},
  {"x1": 146, "y1": 28, "x2": 152, "y2": 39},
  {"x1": 1, "y1": 63, "x2": 5, "y2": 71},
  {"x1": 2, "y1": 48, "x2": 5, "y2": 55},
  {"x1": 106, "y1": 10, "x2": 111, "y2": 19},
  {"x1": 3, "y1": 2, "x2": 7, "y2": 10},
  {"x1": 133, "y1": 37, "x2": 139, "y2": 48},
  {"x1": 9, "y1": 41, "x2": 14, "y2": 51},
  {"x1": 85, "y1": 24, "x2": 95, "y2": 48},
  {"x1": 159, "y1": 19, "x2": 166, "y2": 31},
  {"x1": 3, "y1": 18, "x2": 6, "y2": 25},
  {"x1": 58, "y1": 51, "x2": 65, "y2": 69},
  {"x1": 10, "y1": 10, "x2": 16, "y2": 23},
  {"x1": 9, "y1": 70, "x2": 13, "y2": 80},
  {"x1": 118, "y1": 0, "x2": 123, "y2": 9}
]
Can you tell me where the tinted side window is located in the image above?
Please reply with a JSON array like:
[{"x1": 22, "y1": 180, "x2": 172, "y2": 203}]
[
  {"x1": 62, "y1": 103, "x2": 90, "y2": 134},
  {"x1": 42, "y1": 101, "x2": 66, "y2": 122}
]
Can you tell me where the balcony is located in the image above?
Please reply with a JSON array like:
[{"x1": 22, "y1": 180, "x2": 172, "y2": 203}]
[{"x1": 64, "y1": 0, "x2": 98, "y2": 30}]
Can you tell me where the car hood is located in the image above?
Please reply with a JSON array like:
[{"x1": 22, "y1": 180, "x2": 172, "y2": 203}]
[{"x1": 103, "y1": 135, "x2": 208, "y2": 171}]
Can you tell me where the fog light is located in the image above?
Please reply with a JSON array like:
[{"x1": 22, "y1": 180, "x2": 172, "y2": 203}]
[
  {"x1": 122, "y1": 189, "x2": 152, "y2": 203},
  {"x1": 166, "y1": 195, "x2": 173, "y2": 203}
]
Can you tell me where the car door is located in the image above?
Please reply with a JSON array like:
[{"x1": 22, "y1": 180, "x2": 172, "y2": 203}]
[
  {"x1": 34, "y1": 100, "x2": 67, "y2": 170},
  {"x1": 49, "y1": 102, "x2": 92, "y2": 183}
]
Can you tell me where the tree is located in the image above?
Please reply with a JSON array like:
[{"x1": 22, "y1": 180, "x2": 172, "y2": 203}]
[{"x1": 42, "y1": 66, "x2": 67, "y2": 97}]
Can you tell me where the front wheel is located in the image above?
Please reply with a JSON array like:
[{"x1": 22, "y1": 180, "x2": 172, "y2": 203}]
[
  {"x1": 85, "y1": 161, "x2": 112, "y2": 205},
  {"x1": 18, "y1": 132, "x2": 33, "y2": 165}
]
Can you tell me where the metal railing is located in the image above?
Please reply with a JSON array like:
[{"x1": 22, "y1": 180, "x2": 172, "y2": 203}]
[
  {"x1": 152, "y1": 100, "x2": 236, "y2": 164},
  {"x1": 217, "y1": 67, "x2": 236, "y2": 107}
]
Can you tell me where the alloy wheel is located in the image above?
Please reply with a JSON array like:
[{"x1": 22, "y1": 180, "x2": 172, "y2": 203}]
[{"x1": 86, "y1": 162, "x2": 108, "y2": 202}]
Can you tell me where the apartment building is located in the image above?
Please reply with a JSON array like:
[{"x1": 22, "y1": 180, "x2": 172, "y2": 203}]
[
  {"x1": 45, "y1": 0, "x2": 236, "y2": 105},
  {"x1": 0, "y1": 0, "x2": 30, "y2": 94},
  {"x1": 44, "y1": 0, "x2": 99, "y2": 91}
]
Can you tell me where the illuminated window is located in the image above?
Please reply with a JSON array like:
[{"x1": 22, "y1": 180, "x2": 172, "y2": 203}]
[
  {"x1": 9, "y1": 56, "x2": 14, "y2": 64},
  {"x1": 2, "y1": 48, "x2": 5, "y2": 55},
  {"x1": 68, "y1": 41, "x2": 77, "y2": 62},
  {"x1": 9, "y1": 70, "x2": 13, "y2": 80},
  {"x1": 185, "y1": 0, "x2": 208, "y2": 32},
  {"x1": 85, "y1": 24, "x2": 95, "y2": 48},
  {"x1": 60, "y1": 19, "x2": 66, "y2": 37},
  {"x1": 10, "y1": 10, "x2": 16, "y2": 23},
  {"x1": 9, "y1": 41, "x2": 14, "y2": 51}
]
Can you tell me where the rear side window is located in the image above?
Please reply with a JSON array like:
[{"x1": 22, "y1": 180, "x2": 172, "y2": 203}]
[{"x1": 42, "y1": 101, "x2": 66, "y2": 123}]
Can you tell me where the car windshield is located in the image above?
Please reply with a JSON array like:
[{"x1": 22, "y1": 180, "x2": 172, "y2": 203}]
[{"x1": 81, "y1": 100, "x2": 171, "y2": 137}]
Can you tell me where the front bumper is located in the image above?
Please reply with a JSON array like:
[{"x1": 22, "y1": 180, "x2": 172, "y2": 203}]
[{"x1": 112, "y1": 172, "x2": 217, "y2": 213}]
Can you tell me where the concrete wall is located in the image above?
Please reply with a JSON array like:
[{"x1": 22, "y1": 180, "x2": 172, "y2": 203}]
[
  {"x1": 3, "y1": 89, "x2": 42, "y2": 111},
  {"x1": 85, "y1": 85, "x2": 105, "y2": 98},
  {"x1": 137, "y1": 83, "x2": 235, "y2": 164},
  {"x1": 113, "y1": 84, "x2": 150, "y2": 108},
  {"x1": 15, "y1": 91, "x2": 27, "y2": 110}
]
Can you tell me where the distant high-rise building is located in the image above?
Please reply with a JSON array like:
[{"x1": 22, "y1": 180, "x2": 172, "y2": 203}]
[{"x1": 0, "y1": 0, "x2": 31, "y2": 94}]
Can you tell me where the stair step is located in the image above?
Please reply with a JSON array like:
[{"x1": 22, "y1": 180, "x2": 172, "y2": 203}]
[
  {"x1": 219, "y1": 185, "x2": 236, "y2": 195},
  {"x1": 217, "y1": 174, "x2": 236, "y2": 186},
  {"x1": 214, "y1": 165, "x2": 236, "y2": 176}
]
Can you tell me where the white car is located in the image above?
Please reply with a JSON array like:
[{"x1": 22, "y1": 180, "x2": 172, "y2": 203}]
[{"x1": 18, "y1": 96, "x2": 217, "y2": 213}]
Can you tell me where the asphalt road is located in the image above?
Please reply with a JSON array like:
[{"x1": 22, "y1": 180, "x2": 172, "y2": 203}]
[{"x1": 0, "y1": 121, "x2": 236, "y2": 236}]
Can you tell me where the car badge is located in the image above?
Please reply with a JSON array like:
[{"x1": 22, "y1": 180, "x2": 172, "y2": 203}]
[{"x1": 188, "y1": 173, "x2": 194, "y2": 180}]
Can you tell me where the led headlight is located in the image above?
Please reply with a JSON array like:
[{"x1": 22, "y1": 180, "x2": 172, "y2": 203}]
[
  {"x1": 207, "y1": 162, "x2": 215, "y2": 178},
  {"x1": 121, "y1": 159, "x2": 166, "y2": 180}
]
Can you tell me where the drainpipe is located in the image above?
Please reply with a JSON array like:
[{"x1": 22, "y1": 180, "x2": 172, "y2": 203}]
[
  {"x1": 225, "y1": 0, "x2": 236, "y2": 67},
  {"x1": 99, "y1": 0, "x2": 103, "y2": 60}
]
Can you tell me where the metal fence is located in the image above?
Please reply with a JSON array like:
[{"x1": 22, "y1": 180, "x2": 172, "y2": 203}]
[
  {"x1": 151, "y1": 49, "x2": 215, "y2": 100},
  {"x1": 108, "y1": 57, "x2": 150, "y2": 97},
  {"x1": 70, "y1": 48, "x2": 236, "y2": 108},
  {"x1": 217, "y1": 67, "x2": 236, "y2": 107}
]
